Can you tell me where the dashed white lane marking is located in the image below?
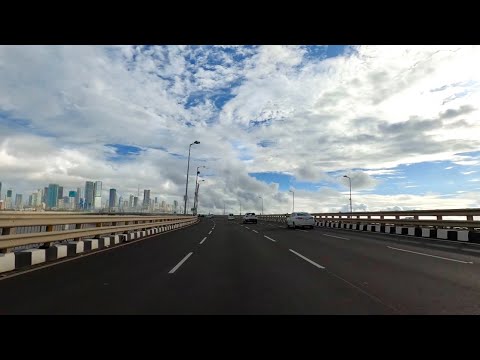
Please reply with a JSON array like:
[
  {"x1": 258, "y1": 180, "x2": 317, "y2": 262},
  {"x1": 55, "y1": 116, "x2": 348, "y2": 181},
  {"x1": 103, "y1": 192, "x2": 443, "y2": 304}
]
[
  {"x1": 200, "y1": 237, "x2": 207, "y2": 245},
  {"x1": 299, "y1": 229, "x2": 309, "y2": 233},
  {"x1": 288, "y1": 249, "x2": 325, "y2": 269},
  {"x1": 245, "y1": 227, "x2": 250, "y2": 230},
  {"x1": 208, "y1": 231, "x2": 212, "y2": 234},
  {"x1": 387, "y1": 246, "x2": 473, "y2": 264},
  {"x1": 252, "y1": 230, "x2": 258, "y2": 233},
  {"x1": 168, "y1": 252, "x2": 194, "y2": 274},
  {"x1": 322, "y1": 234, "x2": 350, "y2": 240},
  {"x1": 264, "y1": 235, "x2": 276, "y2": 242}
]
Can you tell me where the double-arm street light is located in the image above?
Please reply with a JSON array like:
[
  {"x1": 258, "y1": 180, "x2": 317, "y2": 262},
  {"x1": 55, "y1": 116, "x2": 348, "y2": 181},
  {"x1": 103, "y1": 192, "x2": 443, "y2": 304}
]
[
  {"x1": 194, "y1": 165, "x2": 207, "y2": 214},
  {"x1": 343, "y1": 175, "x2": 352, "y2": 214},
  {"x1": 184, "y1": 141, "x2": 200, "y2": 215},
  {"x1": 258, "y1": 196, "x2": 263, "y2": 215}
]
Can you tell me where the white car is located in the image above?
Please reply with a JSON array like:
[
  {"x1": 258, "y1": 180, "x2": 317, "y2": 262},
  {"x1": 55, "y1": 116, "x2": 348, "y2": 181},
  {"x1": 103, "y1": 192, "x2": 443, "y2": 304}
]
[
  {"x1": 228, "y1": 213, "x2": 235, "y2": 220},
  {"x1": 243, "y1": 213, "x2": 258, "y2": 224},
  {"x1": 286, "y1": 212, "x2": 315, "y2": 229}
]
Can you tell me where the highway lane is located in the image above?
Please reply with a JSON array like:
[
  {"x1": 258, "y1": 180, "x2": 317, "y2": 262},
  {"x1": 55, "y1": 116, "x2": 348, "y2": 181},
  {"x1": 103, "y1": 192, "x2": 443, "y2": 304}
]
[
  {"x1": 1, "y1": 216, "x2": 480, "y2": 314},
  {"x1": 152, "y1": 219, "x2": 393, "y2": 314},
  {"x1": 254, "y1": 220, "x2": 480, "y2": 314},
  {"x1": 0, "y1": 217, "x2": 393, "y2": 314},
  {"x1": 0, "y1": 218, "x2": 214, "y2": 314}
]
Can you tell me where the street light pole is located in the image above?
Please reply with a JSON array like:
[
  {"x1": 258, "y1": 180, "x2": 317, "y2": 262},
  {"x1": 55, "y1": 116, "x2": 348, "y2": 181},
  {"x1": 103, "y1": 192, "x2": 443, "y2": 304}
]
[
  {"x1": 343, "y1": 175, "x2": 352, "y2": 214},
  {"x1": 196, "y1": 179, "x2": 205, "y2": 214},
  {"x1": 194, "y1": 166, "x2": 206, "y2": 215},
  {"x1": 239, "y1": 200, "x2": 241, "y2": 216},
  {"x1": 184, "y1": 141, "x2": 200, "y2": 215},
  {"x1": 289, "y1": 190, "x2": 294, "y2": 213},
  {"x1": 258, "y1": 196, "x2": 263, "y2": 215}
]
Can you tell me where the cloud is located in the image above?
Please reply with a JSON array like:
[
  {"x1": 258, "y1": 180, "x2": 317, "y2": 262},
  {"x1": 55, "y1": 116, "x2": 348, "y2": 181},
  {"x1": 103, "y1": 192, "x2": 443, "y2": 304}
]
[
  {"x1": 1, "y1": 45, "x2": 480, "y2": 213},
  {"x1": 439, "y1": 104, "x2": 476, "y2": 119}
]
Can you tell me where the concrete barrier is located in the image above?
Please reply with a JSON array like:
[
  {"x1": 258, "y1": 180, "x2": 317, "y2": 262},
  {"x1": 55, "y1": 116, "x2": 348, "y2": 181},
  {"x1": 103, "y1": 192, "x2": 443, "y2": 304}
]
[{"x1": 0, "y1": 253, "x2": 15, "y2": 273}]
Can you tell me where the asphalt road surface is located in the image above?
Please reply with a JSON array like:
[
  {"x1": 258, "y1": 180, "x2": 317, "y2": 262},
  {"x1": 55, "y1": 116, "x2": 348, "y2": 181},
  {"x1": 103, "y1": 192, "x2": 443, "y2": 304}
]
[{"x1": 1, "y1": 217, "x2": 480, "y2": 314}]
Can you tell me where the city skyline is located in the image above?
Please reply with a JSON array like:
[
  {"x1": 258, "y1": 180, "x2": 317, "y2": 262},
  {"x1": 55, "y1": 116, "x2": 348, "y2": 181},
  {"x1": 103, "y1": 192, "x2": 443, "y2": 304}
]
[{"x1": 0, "y1": 178, "x2": 185, "y2": 212}]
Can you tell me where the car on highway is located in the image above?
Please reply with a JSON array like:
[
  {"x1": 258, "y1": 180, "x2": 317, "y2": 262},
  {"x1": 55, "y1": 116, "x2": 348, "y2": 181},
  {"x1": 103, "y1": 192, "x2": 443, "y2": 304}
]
[
  {"x1": 243, "y1": 212, "x2": 258, "y2": 224},
  {"x1": 286, "y1": 212, "x2": 315, "y2": 229},
  {"x1": 228, "y1": 213, "x2": 235, "y2": 220},
  {"x1": 207, "y1": 214, "x2": 214, "y2": 218}
]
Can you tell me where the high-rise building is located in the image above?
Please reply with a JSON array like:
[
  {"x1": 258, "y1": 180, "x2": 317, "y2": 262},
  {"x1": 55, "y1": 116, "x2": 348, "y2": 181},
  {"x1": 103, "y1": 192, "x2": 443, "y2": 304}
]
[
  {"x1": 109, "y1": 188, "x2": 117, "y2": 209},
  {"x1": 133, "y1": 196, "x2": 139, "y2": 208},
  {"x1": 28, "y1": 194, "x2": 33, "y2": 206},
  {"x1": 94, "y1": 181, "x2": 102, "y2": 209},
  {"x1": 118, "y1": 196, "x2": 123, "y2": 209},
  {"x1": 143, "y1": 189, "x2": 151, "y2": 209},
  {"x1": 174, "y1": 200, "x2": 178, "y2": 213},
  {"x1": 5, "y1": 189, "x2": 13, "y2": 209},
  {"x1": 15, "y1": 194, "x2": 23, "y2": 208},
  {"x1": 68, "y1": 192, "x2": 76, "y2": 210},
  {"x1": 129, "y1": 195, "x2": 134, "y2": 208},
  {"x1": 75, "y1": 187, "x2": 82, "y2": 209},
  {"x1": 47, "y1": 184, "x2": 59, "y2": 209},
  {"x1": 58, "y1": 186, "x2": 64, "y2": 199},
  {"x1": 85, "y1": 181, "x2": 94, "y2": 210},
  {"x1": 43, "y1": 187, "x2": 48, "y2": 204},
  {"x1": 0, "y1": 181, "x2": 2, "y2": 200},
  {"x1": 155, "y1": 197, "x2": 158, "y2": 204}
]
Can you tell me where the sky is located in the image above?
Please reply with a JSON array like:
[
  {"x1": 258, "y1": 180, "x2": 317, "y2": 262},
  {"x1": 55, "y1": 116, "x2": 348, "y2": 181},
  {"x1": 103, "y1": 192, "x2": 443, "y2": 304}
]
[{"x1": 1, "y1": 45, "x2": 480, "y2": 214}]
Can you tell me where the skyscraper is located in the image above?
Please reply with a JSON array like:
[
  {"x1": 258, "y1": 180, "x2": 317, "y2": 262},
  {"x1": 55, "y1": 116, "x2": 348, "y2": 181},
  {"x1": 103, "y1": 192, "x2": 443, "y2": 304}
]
[
  {"x1": 58, "y1": 186, "x2": 64, "y2": 200},
  {"x1": 5, "y1": 189, "x2": 13, "y2": 210},
  {"x1": 109, "y1": 188, "x2": 117, "y2": 209},
  {"x1": 143, "y1": 189, "x2": 151, "y2": 209},
  {"x1": 85, "y1": 181, "x2": 94, "y2": 210},
  {"x1": 43, "y1": 187, "x2": 48, "y2": 204},
  {"x1": 94, "y1": 181, "x2": 102, "y2": 209},
  {"x1": 133, "y1": 196, "x2": 139, "y2": 208},
  {"x1": 129, "y1": 194, "x2": 134, "y2": 209},
  {"x1": 47, "y1": 184, "x2": 59, "y2": 209},
  {"x1": 0, "y1": 181, "x2": 2, "y2": 200},
  {"x1": 75, "y1": 187, "x2": 82, "y2": 209},
  {"x1": 68, "y1": 191, "x2": 76, "y2": 210},
  {"x1": 15, "y1": 194, "x2": 23, "y2": 209}
]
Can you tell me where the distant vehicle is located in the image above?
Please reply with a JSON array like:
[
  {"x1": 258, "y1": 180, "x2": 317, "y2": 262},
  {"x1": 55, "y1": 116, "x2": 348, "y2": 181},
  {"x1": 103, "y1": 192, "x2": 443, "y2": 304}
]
[
  {"x1": 243, "y1": 212, "x2": 257, "y2": 224},
  {"x1": 228, "y1": 213, "x2": 235, "y2": 220},
  {"x1": 286, "y1": 212, "x2": 315, "y2": 229},
  {"x1": 207, "y1": 214, "x2": 214, "y2": 218}
]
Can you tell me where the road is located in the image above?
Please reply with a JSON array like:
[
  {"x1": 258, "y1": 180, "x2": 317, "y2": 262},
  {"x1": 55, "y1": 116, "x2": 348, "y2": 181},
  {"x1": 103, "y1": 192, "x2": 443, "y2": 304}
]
[{"x1": 1, "y1": 217, "x2": 480, "y2": 314}]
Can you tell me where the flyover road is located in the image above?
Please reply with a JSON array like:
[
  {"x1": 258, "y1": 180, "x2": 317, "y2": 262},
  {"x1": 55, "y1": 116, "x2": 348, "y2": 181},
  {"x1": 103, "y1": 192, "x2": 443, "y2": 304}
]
[{"x1": 1, "y1": 217, "x2": 480, "y2": 314}]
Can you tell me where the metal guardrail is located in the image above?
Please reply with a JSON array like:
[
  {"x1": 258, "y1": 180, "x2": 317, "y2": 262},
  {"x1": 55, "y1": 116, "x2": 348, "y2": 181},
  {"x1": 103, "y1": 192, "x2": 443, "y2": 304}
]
[
  {"x1": 0, "y1": 214, "x2": 197, "y2": 252},
  {"x1": 258, "y1": 208, "x2": 480, "y2": 230}
]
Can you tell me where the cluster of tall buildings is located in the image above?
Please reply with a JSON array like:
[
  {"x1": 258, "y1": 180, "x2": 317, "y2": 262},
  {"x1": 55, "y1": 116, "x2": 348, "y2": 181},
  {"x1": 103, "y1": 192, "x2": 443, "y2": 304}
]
[{"x1": 0, "y1": 180, "x2": 180, "y2": 213}]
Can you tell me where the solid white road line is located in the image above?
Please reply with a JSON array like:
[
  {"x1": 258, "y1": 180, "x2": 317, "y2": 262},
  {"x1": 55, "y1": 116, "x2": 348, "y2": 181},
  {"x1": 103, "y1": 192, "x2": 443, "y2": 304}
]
[
  {"x1": 323, "y1": 234, "x2": 350, "y2": 240},
  {"x1": 245, "y1": 227, "x2": 250, "y2": 229},
  {"x1": 208, "y1": 231, "x2": 212, "y2": 234},
  {"x1": 387, "y1": 246, "x2": 473, "y2": 264},
  {"x1": 299, "y1": 229, "x2": 309, "y2": 233},
  {"x1": 264, "y1": 235, "x2": 276, "y2": 242},
  {"x1": 168, "y1": 252, "x2": 194, "y2": 274},
  {"x1": 252, "y1": 230, "x2": 258, "y2": 233},
  {"x1": 200, "y1": 237, "x2": 207, "y2": 245},
  {"x1": 288, "y1": 249, "x2": 325, "y2": 269}
]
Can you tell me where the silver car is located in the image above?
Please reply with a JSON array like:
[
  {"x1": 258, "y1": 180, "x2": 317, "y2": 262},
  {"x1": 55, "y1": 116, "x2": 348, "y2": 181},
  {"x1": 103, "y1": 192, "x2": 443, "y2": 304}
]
[{"x1": 286, "y1": 212, "x2": 315, "y2": 229}]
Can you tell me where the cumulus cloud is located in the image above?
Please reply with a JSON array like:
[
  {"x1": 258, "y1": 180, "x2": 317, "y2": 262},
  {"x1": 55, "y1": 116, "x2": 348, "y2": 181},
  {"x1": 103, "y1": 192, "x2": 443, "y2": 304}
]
[{"x1": 1, "y1": 45, "x2": 480, "y2": 214}]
